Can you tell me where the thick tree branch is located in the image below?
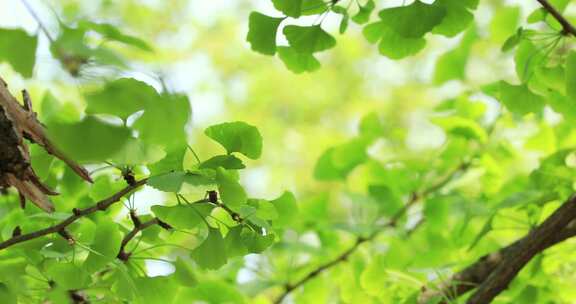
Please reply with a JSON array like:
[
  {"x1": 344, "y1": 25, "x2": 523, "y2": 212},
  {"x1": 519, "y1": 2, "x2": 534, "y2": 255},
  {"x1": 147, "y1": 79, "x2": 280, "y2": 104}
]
[
  {"x1": 466, "y1": 194, "x2": 576, "y2": 303},
  {"x1": 537, "y1": 0, "x2": 576, "y2": 37},
  {"x1": 419, "y1": 198, "x2": 576, "y2": 303},
  {"x1": 0, "y1": 179, "x2": 147, "y2": 251},
  {"x1": 273, "y1": 161, "x2": 470, "y2": 304}
]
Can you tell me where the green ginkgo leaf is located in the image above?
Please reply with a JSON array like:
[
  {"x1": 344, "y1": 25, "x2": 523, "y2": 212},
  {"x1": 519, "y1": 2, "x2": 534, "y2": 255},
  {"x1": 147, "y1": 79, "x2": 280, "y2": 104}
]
[
  {"x1": 151, "y1": 204, "x2": 213, "y2": 229},
  {"x1": 247, "y1": 13, "x2": 284, "y2": 55},
  {"x1": 83, "y1": 220, "x2": 122, "y2": 273},
  {"x1": 498, "y1": 81, "x2": 545, "y2": 115},
  {"x1": 272, "y1": 0, "x2": 302, "y2": 18},
  {"x1": 47, "y1": 116, "x2": 131, "y2": 163},
  {"x1": 85, "y1": 78, "x2": 157, "y2": 120},
  {"x1": 191, "y1": 228, "x2": 227, "y2": 270},
  {"x1": 352, "y1": 0, "x2": 375, "y2": 24},
  {"x1": 205, "y1": 121, "x2": 263, "y2": 159},
  {"x1": 378, "y1": 1, "x2": 446, "y2": 38},
  {"x1": 0, "y1": 28, "x2": 37, "y2": 77},
  {"x1": 283, "y1": 25, "x2": 336, "y2": 54},
  {"x1": 216, "y1": 168, "x2": 246, "y2": 209},
  {"x1": 277, "y1": 46, "x2": 321, "y2": 73}
]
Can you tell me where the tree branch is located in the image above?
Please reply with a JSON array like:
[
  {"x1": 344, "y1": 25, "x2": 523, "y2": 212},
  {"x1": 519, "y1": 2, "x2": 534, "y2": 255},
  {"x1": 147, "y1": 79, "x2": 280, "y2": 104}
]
[
  {"x1": 419, "y1": 197, "x2": 576, "y2": 303},
  {"x1": 273, "y1": 161, "x2": 470, "y2": 304},
  {"x1": 0, "y1": 179, "x2": 147, "y2": 251},
  {"x1": 117, "y1": 217, "x2": 163, "y2": 261},
  {"x1": 466, "y1": 194, "x2": 576, "y2": 303},
  {"x1": 536, "y1": 0, "x2": 576, "y2": 37}
]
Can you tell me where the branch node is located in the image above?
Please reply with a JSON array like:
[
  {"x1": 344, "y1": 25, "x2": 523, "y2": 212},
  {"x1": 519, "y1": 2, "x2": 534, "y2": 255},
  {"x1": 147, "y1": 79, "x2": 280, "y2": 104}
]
[
  {"x1": 129, "y1": 210, "x2": 141, "y2": 228},
  {"x1": 117, "y1": 250, "x2": 131, "y2": 262},
  {"x1": 97, "y1": 201, "x2": 107, "y2": 210},
  {"x1": 57, "y1": 229, "x2": 75, "y2": 245},
  {"x1": 72, "y1": 208, "x2": 82, "y2": 216},
  {"x1": 11, "y1": 226, "x2": 21, "y2": 238}
]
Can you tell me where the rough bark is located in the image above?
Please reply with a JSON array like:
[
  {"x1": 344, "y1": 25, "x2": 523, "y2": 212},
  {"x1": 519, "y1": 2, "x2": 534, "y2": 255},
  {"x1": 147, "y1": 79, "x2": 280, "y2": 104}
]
[
  {"x1": 0, "y1": 75, "x2": 92, "y2": 212},
  {"x1": 419, "y1": 203, "x2": 576, "y2": 303}
]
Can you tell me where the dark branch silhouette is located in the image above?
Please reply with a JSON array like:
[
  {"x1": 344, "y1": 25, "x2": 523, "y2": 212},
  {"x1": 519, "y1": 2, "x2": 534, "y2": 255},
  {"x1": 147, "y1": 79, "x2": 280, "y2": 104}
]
[
  {"x1": 536, "y1": 0, "x2": 576, "y2": 37},
  {"x1": 0, "y1": 179, "x2": 147, "y2": 251}
]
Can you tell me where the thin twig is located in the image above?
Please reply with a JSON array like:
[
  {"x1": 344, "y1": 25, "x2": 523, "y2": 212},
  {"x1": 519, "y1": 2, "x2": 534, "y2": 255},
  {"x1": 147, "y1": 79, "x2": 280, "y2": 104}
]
[
  {"x1": 117, "y1": 217, "x2": 164, "y2": 261},
  {"x1": 0, "y1": 179, "x2": 147, "y2": 251},
  {"x1": 20, "y1": 0, "x2": 55, "y2": 42}
]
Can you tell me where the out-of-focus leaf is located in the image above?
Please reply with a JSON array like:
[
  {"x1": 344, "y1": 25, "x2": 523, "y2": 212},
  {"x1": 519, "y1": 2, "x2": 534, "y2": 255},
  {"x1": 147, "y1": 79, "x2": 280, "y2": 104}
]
[
  {"x1": 78, "y1": 20, "x2": 152, "y2": 51},
  {"x1": 352, "y1": 0, "x2": 375, "y2": 24},
  {"x1": 498, "y1": 81, "x2": 545, "y2": 115},
  {"x1": 47, "y1": 116, "x2": 131, "y2": 163},
  {"x1": 271, "y1": 191, "x2": 298, "y2": 228},
  {"x1": 85, "y1": 78, "x2": 157, "y2": 120},
  {"x1": 0, "y1": 28, "x2": 37, "y2": 77},
  {"x1": 134, "y1": 94, "x2": 191, "y2": 149}
]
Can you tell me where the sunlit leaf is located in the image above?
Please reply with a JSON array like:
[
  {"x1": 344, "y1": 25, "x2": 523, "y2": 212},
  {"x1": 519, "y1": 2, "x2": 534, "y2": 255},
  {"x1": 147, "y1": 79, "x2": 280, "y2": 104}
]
[
  {"x1": 247, "y1": 13, "x2": 284, "y2": 55},
  {"x1": 205, "y1": 121, "x2": 263, "y2": 159},
  {"x1": 191, "y1": 228, "x2": 227, "y2": 270}
]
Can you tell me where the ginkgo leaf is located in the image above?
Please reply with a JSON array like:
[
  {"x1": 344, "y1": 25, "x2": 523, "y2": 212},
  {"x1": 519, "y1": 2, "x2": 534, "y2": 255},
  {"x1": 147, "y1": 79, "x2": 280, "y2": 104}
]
[
  {"x1": 111, "y1": 138, "x2": 165, "y2": 165},
  {"x1": 432, "y1": 0, "x2": 474, "y2": 37},
  {"x1": 368, "y1": 185, "x2": 403, "y2": 217},
  {"x1": 191, "y1": 228, "x2": 227, "y2": 270},
  {"x1": 352, "y1": 0, "x2": 375, "y2": 24},
  {"x1": 277, "y1": 46, "x2": 321, "y2": 73},
  {"x1": 83, "y1": 220, "x2": 122, "y2": 273},
  {"x1": 173, "y1": 258, "x2": 197, "y2": 287},
  {"x1": 199, "y1": 155, "x2": 245, "y2": 170},
  {"x1": 272, "y1": 0, "x2": 302, "y2": 18},
  {"x1": 432, "y1": 116, "x2": 487, "y2": 142},
  {"x1": 205, "y1": 121, "x2": 263, "y2": 159},
  {"x1": 85, "y1": 78, "x2": 157, "y2": 120},
  {"x1": 148, "y1": 148, "x2": 186, "y2": 175},
  {"x1": 498, "y1": 81, "x2": 545, "y2": 115},
  {"x1": 247, "y1": 13, "x2": 284, "y2": 55},
  {"x1": 147, "y1": 171, "x2": 215, "y2": 193},
  {"x1": 47, "y1": 116, "x2": 131, "y2": 163},
  {"x1": 134, "y1": 94, "x2": 191, "y2": 149},
  {"x1": 47, "y1": 264, "x2": 90, "y2": 290},
  {"x1": 216, "y1": 168, "x2": 246, "y2": 209},
  {"x1": 271, "y1": 191, "x2": 298, "y2": 228},
  {"x1": 0, "y1": 28, "x2": 37, "y2": 77},
  {"x1": 151, "y1": 204, "x2": 213, "y2": 229},
  {"x1": 363, "y1": 22, "x2": 426, "y2": 59},
  {"x1": 283, "y1": 25, "x2": 336, "y2": 54},
  {"x1": 314, "y1": 138, "x2": 370, "y2": 181},
  {"x1": 378, "y1": 1, "x2": 446, "y2": 38}
]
